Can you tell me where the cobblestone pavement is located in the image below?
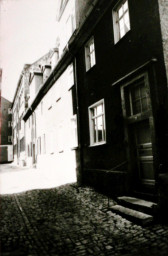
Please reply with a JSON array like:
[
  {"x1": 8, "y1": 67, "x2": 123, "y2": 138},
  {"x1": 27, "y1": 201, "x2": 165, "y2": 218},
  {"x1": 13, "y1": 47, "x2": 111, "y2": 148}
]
[{"x1": 1, "y1": 183, "x2": 168, "y2": 256}]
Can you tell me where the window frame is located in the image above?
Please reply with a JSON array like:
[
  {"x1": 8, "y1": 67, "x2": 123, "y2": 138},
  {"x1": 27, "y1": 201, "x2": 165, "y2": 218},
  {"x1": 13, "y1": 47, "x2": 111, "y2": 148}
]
[
  {"x1": 88, "y1": 99, "x2": 106, "y2": 146},
  {"x1": 113, "y1": 0, "x2": 130, "y2": 44},
  {"x1": 85, "y1": 36, "x2": 96, "y2": 72},
  {"x1": 120, "y1": 73, "x2": 151, "y2": 121}
]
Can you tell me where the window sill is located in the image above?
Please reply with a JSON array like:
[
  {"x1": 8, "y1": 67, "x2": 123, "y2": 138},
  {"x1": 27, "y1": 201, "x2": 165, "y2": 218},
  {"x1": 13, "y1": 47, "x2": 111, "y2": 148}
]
[{"x1": 89, "y1": 141, "x2": 106, "y2": 147}]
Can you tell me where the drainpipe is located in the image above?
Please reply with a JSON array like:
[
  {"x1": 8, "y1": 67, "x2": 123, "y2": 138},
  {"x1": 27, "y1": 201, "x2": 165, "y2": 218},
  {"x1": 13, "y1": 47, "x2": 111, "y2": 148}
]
[{"x1": 73, "y1": 57, "x2": 83, "y2": 186}]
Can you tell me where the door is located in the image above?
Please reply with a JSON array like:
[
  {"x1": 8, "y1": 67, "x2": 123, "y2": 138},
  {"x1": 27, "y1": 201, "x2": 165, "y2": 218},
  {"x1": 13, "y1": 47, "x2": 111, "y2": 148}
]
[
  {"x1": 131, "y1": 120, "x2": 154, "y2": 185},
  {"x1": 120, "y1": 73, "x2": 156, "y2": 192}
]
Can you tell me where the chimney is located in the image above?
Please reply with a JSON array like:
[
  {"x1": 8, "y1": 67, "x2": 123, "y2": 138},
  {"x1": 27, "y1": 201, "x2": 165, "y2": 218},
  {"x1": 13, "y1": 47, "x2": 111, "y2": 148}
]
[{"x1": 51, "y1": 48, "x2": 59, "y2": 70}]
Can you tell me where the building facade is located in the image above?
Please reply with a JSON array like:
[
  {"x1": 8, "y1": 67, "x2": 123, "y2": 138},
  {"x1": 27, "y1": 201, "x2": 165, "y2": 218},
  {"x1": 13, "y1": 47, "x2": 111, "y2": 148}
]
[
  {"x1": 12, "y1": 50, "x2": 57, "y2": 166},
  {"x1": 74, "y1": 0, "x2": 168, "y2": 199},
  {"x1": 0, "y1": 96, "x2": 13, "y2": 163},
  {"x1": 12, "y1": 0, "x2": 168, "y2": 212}
]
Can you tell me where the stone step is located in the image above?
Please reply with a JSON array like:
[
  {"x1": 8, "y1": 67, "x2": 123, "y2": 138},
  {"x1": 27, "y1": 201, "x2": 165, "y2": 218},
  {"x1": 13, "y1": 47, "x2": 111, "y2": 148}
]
[
  {"x1": 117, "y1": 196, "x2": 158, "y2": 215},
  {"x1": 110, "y1": 205, "x2": 153, "y2": 226}
]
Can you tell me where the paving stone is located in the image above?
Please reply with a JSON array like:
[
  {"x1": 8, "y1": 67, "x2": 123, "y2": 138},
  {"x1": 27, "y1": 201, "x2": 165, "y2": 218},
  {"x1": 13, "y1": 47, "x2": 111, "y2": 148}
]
[{"x1": 1, "y1": 182, "x2": 168, "y2": 255}]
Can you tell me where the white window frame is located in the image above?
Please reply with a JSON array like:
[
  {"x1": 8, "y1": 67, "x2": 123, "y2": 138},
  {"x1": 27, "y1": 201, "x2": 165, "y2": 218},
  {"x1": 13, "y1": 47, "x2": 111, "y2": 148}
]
[
  {"x1": 85, "y1": 37, "x2": 96, "y2": 72},
  {"x1": 113, "y1": 0, "x2": 130, "y2": 44},
  {"x1": 89, "y1": 99, "x2": 106, "y2": 146}
]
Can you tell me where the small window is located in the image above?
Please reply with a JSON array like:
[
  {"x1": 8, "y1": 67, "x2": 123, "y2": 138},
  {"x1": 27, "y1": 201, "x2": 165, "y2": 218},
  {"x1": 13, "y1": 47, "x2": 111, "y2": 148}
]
[
  {"x1": 8, "y1": 121, "x2": 13, "y2": 127},
  {"x1": 8, "y1": 136, "x2": 12, "y2": 143},
  {"x1": 89, "y1": 99, "x2": 106, "y2": 146},
  {"x1": 42, "y1": 134, "x2": 46, "y2": 154},
  {"x1": 71, "y1": 114, "x2": 78, "y2": 148},
  {"x1": 8, "y1": 108, "x2": 12, "y2": 114},
  {"x1": 85, "y1": 37, "x2": 96, "y2": 71},
  {"x1": 27, "y1": 145, "x2": 29, "y2": 157},
  {"x1": 37, "y1": 137, "x2": 41, "y2": 155},
  {"x1": 124, "y1": 75, "x2": 150, "y2": 117},
  {"x1": 41, "y1": 101, "x2": 43, "y2": 115},
  {"x1": 113, "y1": 0, "x2": 130, "y2": 44}
]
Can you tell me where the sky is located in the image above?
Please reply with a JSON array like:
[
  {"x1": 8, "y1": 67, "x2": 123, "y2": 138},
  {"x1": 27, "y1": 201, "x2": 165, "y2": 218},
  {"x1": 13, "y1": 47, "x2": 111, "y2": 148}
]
[{"x1": 0, "y1": 0, "x2": 59, "y2": 102}]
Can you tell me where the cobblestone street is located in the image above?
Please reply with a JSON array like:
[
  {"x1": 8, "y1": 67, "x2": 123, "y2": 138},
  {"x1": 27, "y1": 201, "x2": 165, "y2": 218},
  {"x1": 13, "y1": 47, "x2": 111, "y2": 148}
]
[{"x1": 0, "y1": 165, "x2": 168, "y2": 256}]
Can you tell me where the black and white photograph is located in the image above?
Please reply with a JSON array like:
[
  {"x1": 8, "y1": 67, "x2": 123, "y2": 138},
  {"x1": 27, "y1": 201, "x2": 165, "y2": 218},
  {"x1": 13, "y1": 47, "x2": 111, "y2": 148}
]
[{"x1": 0, "y1": 0, "x2": 168, "y2": 255}]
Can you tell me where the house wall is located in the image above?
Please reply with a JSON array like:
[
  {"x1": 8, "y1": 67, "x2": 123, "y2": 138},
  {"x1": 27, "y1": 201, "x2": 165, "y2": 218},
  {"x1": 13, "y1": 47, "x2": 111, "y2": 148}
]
[
  {"x1": 58, "y1": 0, "x2": 76, "y2": 56},
  {"x1": 25, "y1": 63, "x2": 77, "y2": 184},
  {"x1": 0, "y1": 97, "x2": 12, "y2": 163},
  {"x1": 1, "y1": 97, "x2": 12, "y2": 145},
  {"x1": 76, "y1": 0, "x2": 168, "y2": 195}
]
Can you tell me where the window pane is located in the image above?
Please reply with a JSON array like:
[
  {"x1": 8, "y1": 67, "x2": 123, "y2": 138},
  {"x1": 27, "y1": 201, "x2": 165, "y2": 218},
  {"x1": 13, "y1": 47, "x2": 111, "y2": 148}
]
[
  {"x1": 97, "y1": 104, "x2": 103, "y2": 115},
  {"x1": 123, "y1": 1, "x2": 128, "y2": 12},
  {"x1": 132, "y1": 100, "x2": 141, "y2": 115},
  {"x1": 93, "y1": 119, "x2": 97, "y2": 142},
  {"x1": 119, "y1": 6, "x2": 123, "y2": 18},
  {"x1": 140, "y1": 84, "x2": 146, "y2": 97},
  {"x1": 132, "y1": 86, "x2": 140, "y2": 100},
  {"x1": 141, "y1": 98, "x2": 148, "y2": 112},
  {"x1": 85, "y1": 38, "x2": 96, "y2": 71},
  {"x1": 90, "y1": 42, "x2": 94, "y2": 52},
  {"x1": 97, "y1": 116, "x2": 103, "y2": 141},
  {"x1": 90, "y1": 52, "x2": 95, "y2": 67},
  {"x1": 92, "y1": 107, "x2": 97, "y2": 117},
  {"x1": 119, "y1": 19, "x2": 125, "y2": 37},
  {"x1": 124, "y1": 12, "x2": 130, "y2": 30}
]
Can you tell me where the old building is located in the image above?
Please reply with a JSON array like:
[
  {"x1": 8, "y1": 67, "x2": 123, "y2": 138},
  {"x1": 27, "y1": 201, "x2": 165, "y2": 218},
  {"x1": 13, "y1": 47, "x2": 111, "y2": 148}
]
[
  {"x1": 12, "y1": 50, "x2": 57, "y2": 166},
  {"x1": 12, "y1": 0, "x2": 168, "y2": 217},
  {"x1": 0, "y1": 95, "x2": 13, "y2": 163},
  {"x1": 72, "y1": 0, "x2": 168, "y2": 203}
]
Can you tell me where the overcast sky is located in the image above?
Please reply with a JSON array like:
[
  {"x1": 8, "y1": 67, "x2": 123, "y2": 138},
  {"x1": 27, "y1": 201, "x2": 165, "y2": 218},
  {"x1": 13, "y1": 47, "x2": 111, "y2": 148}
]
[{"x1": 0, "y1": 0, "x2": 58, "y2": 102}]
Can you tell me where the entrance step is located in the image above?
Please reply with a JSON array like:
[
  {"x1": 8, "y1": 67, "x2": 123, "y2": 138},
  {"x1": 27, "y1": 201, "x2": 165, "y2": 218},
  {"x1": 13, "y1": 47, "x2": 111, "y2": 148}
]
[
  {"x1": 110, "y1": 205, "x2": 153, "y2": 226},
  {"x1": 109, "y1": 196, "x2": 159, "y2": 225},
  {"x1": 117, "y1": 196, "x2": 158, "y2": 215}
]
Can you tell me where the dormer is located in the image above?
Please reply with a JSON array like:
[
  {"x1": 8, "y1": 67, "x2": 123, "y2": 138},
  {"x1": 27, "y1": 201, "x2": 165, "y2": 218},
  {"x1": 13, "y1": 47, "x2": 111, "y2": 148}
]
[
  {"x1": 43, "y1": 65, "x2": 52, "y2": 83},
  {"x1": 50, "y1": 48, "x2": 59, "y2": 70},
  {"x1": 29, "y1": 71, "x2": 43, "y2": 104}
]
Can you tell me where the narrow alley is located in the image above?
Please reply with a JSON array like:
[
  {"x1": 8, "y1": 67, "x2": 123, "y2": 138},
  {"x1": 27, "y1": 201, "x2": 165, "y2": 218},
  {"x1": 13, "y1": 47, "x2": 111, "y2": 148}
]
[{"x1": 0, "y1": 164, "x2": 168, "y2": 256}]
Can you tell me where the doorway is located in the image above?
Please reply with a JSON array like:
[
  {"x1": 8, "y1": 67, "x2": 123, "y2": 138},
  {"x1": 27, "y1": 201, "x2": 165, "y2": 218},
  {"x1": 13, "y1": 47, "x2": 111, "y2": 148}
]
[
  {"x1": 121, "y1": 73, "x2": 155, "y2": 193},
  {"x1": 130, "y1": 119, "x2": 155, "y2": 186}
]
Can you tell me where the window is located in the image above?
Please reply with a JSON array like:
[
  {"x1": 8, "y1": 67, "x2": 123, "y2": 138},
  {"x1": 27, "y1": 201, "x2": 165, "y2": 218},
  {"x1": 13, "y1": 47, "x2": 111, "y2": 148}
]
[
  {"x1": 8, "y1": 108, "x2": 12, "y2": 114},
  {"x1": 27, "y1": 145, "x2": 30, "y2": 157},
  {"x1": 8, "y1": 136, "x2": 12, "y2": 143},
  {"x1": 124, "y1": 75, "x2": 150, "y2": 117},
  {"x1": 41, "y1": 101, "x2": 43, "y2": 115},
  {"x1": 89, "y1": 99, "x2": 106, "y2": 146},
  {"x1": 42, "y1": 134, "x2": 46, "y2": 154},
  {"x1": 8, "y1": 121, "x2": 13, "y2": 127},
  {"x1": 37, "y1": 137, "x2": 41, "y2": 155},
  {"x1": 71, "y1": 114, "x2": 78, "y2": 148},
  {"x1": 113, "y1": 0, "x2": 130, "y2": 44},
  {"x1": 85, "y1": 37, "x2": 96, "y2": 71}
]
